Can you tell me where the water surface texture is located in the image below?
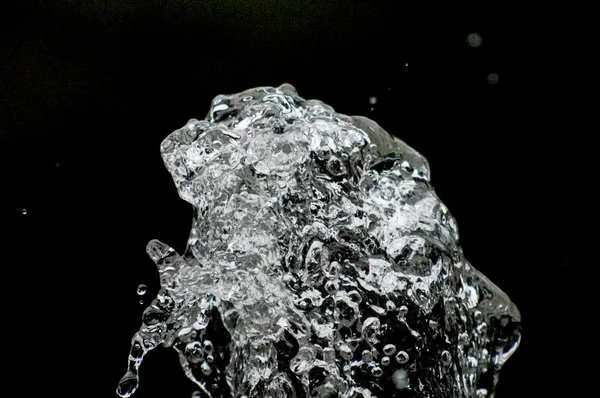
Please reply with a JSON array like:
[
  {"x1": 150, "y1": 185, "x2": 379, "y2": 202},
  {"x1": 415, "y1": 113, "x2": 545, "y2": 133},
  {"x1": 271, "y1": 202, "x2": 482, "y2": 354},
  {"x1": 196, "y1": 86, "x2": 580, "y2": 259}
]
[{"x1": 117, "y1": 84, "x2": 521, "y2": 398}]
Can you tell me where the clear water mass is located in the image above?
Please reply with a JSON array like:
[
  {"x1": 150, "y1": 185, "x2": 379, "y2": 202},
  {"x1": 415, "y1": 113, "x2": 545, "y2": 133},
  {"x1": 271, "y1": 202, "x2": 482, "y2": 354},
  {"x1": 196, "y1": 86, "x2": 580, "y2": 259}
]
[{"x1": 117, "y1": 84, "x2": 521, "y2": 398}]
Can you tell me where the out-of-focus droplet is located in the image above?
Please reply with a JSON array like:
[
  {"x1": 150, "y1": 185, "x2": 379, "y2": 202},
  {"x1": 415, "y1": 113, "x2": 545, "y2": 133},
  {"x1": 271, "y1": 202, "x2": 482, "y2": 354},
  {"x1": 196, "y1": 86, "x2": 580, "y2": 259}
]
[
  {"x1": 392, "y1": 369, "x2": 408, "y2": 389},
  {"x1": 201, "y1": 361, "x2": 212, "y2": 375},
  {"x1": 137, "y1": 284, "x2": 147, "y2": 296},
  {"x1": 466, "y1": 32, "x2": 483, "y2": 47},
  {"x1": 381, "y1": 356, "x2": 391, "y2": 366},
  {"x1": 22, "y1": 208, "x2": 27, "y2": 215},
  {"x1": 139, "y1": 300, "x2": 144, "y2": 305},
  {"x1": 191, "y1": 391, "x2": 202, "y2": 398},
  {"x1": 369, "y1": 96, "x2": 378, "y2": 105},
  {"x1": 487, "y1": 73, "x2": 499, "y2": 85}
]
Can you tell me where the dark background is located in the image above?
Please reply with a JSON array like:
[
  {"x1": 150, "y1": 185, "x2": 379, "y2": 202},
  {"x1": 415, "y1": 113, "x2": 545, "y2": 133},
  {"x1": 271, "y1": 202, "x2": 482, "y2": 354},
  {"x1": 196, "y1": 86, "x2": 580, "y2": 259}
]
[{"x1": 2, "y1": 1, "x2": 578, "y2": 397}]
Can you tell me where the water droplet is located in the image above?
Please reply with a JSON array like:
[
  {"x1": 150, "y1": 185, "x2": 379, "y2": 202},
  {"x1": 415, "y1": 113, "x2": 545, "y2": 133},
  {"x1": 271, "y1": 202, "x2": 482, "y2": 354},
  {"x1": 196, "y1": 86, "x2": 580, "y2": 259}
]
[
  {"x1": 192, "y1": 392, "x2": 202, "y2": 398},
  {"x1": 361, "y1": 317, "x2": 381, "y2": 342},
  {"x1": 381, "y1": 356, "x2": 391, "y2": 366},
  {"x1": 184, "y1": 341, "x2": 204, "y2": 363},
  {"x1": 371, "y1": 366, "x2": 383, "y2": 377},
  {"x1": 369, "y1": 96, "x2": 378, "y2": 105},
  {"x1": 395, "y1": 350, "x2": 409, "y2": 364},
  {"x1": 392, "y1": 369, "x2": 408, "y2": 389},
  {"x1": 466, "y1": 32, "x2": 483, "y2": 47},
  {"x1": 139, "y1": 300, "x2": 144, "y2": 305},
  {"x1": 136, "y1": 284, "x2": 147, "y2": 295},
  {"x1": 201, "y1": 361, "x2": 212, "y2": 375},
  {"x1": 487, "y1": 73, "x2": 499, "y2": 85},
  {"x1": 385, "y1": 300, "x2": 396, "y2": 311},
  {"x1": 383, "y1": 344, "x2": 396, "y2": 356},
  {"x1": 116, "y1": 371, "x2": 138, "y2": 397},
  {"x1": 22, "y1": 208, "x2": 27, "y2": 215},
  {"x1": 441, "y1": 350, "x2": 452, "y2": 365},
  {"x1": 203, "y1": 340, "x2": 214, "y2": 354},
  {"x1": 206, "y1": 354, "x2": 214, "y2": 363},
  {"x1": 398, "y1": 305, "x2": 408, "y2": 316}
]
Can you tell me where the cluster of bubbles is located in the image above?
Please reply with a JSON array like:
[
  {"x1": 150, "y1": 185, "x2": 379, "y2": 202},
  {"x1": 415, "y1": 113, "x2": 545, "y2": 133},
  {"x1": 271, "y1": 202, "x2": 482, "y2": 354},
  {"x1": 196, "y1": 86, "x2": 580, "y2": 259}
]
[{"x1": 117, "y1": 84, "x2": 521, "y2": 398}]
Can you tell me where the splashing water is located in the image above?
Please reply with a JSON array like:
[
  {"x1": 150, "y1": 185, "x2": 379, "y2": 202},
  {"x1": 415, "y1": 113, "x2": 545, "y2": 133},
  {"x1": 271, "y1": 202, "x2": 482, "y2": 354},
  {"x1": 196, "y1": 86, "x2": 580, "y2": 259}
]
[{"x1": 117, "y1": 83, "x2": 521, "y2": 398}]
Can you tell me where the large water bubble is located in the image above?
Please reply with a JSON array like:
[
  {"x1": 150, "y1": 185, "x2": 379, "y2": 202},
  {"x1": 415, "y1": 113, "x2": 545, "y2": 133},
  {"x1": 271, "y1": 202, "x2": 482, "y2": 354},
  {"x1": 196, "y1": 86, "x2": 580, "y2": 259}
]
[{"x1": 117, "y1": 83, "x2": 521, "y2": 398}]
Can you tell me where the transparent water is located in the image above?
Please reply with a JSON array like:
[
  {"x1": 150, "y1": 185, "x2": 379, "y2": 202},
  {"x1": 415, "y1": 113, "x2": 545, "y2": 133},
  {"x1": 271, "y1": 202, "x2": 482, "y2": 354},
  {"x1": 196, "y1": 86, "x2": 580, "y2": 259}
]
[{"x1": 117, "y1": 83, "x2": 521, "y2": 398}]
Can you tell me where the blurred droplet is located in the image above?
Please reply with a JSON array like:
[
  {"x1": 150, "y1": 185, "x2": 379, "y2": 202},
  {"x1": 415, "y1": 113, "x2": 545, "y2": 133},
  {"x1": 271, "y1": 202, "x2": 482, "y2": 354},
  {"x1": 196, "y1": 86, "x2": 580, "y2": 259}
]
[
  {"x1": 22, "y1": 208, "x2": 27, "y2": 215},
  {"x1": 466, "y1": 32, "x2": 483, "y2": 47},
  {"x1": 487, "y1": 73, "x2": 499, "y2": 85}
]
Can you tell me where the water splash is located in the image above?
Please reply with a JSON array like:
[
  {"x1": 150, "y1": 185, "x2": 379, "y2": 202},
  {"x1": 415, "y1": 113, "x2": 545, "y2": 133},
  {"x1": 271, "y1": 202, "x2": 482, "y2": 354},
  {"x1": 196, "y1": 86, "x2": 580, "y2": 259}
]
[{"x1": 117, "y1": 83, "x2": 521, "y2": 398}]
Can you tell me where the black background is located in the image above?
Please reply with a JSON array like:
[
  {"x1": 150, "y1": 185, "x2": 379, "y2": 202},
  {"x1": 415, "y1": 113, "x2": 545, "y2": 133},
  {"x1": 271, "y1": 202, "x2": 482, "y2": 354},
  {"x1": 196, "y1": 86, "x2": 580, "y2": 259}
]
[{"x1": 2, "y1": 1, "x2": 579, "y2": 397}]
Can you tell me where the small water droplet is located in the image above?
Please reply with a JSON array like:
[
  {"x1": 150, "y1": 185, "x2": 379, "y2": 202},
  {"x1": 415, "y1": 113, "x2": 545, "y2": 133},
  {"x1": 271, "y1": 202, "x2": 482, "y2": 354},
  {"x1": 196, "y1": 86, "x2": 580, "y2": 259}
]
[
  {"x1": 136, "y1": 284, "x2": 147, "y2": 295},
  {"x1": 192, "y1": 392, "x2": 202, "y2": 398},
  {"x1": 185, "y1": 341, "x2": 204, "y2": 363},
  {"x1": 139, "y1": 300, "x2": 144, "y2": 305},
  {"x1": 383, "y1": 344, "x2": 396, "y2": 356},
  {"x1": 203, "y1": 340, "x2": 214, "y2": 354},
  {"x1": 386, "y1": 300, "x2": 396, "y2": 311},
  {"x1": 441, "y1": 350, "x2": 452, "y2": 365},
  {"x1": 381, "y1": 356, "x2": 391, "y2": 366},
  {"x1": 22, "y1": 208, "x2": 27, "y2": 215},
  {"x1": 369, "y1": 96, "x2": 378, "y2": 105},
  {"x1": 371, "y1": 366, "x2": 383, "y2": 377},
  {"x1": 395, "y1": 350, "x2": 409, "y2": 364},
  {"x1": 201, "y1": 361, "x2": 212, "y2": 375}
]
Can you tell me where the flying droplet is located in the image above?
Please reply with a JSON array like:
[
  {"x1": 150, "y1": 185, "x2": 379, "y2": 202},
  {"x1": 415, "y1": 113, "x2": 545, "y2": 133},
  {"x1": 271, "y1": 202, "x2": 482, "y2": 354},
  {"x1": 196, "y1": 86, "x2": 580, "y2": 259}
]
[
  {"x1": 371, "y1": 366, "x2": 383, "y2": 377},
  {"x1": 383, "y1": 344, "x2": 397, "y2": 356},
  {"x1": 369, "y1": 96, "x2": 378, "y2": 105},
  {"x1": 395, "y1": 350, "x2": 409, "y2": 364},
  {"x1": 136, "y1": 284, "x2": 147, "y2": 295},
  {"x1": 139, "y1": 300, "x2": 144, "y2": 305},
  {"x1": 201, "y1": 361, "x2": 212, "y2": 375},
  {"x1": 22, "y1": 208, "x2": 27, "y2": 215},
  {"x1": 392, "y1": 368, "x2": 408, "y2": 389},
  {"x1": 487, "y1": 73, "x2": 499, "y2": 85},
  {"x1": 466, "y1": 32, "x2": 483, "y2": 47}
]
